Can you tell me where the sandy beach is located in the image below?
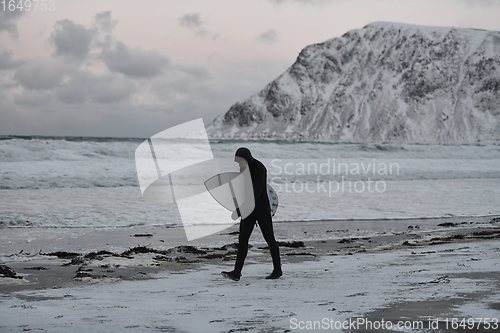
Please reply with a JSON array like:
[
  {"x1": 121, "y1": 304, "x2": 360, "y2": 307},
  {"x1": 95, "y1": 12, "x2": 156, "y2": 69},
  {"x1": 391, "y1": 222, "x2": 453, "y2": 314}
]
[{"x1": 1, "y1": 217, "x2": 499, "y2": 332}]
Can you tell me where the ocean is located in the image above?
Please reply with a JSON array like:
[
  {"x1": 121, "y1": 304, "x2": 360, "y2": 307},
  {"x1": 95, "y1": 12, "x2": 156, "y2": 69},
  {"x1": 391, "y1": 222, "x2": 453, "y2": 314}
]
[{"x1": 1, "y1": 135, "x2": 500, "y2": 231}]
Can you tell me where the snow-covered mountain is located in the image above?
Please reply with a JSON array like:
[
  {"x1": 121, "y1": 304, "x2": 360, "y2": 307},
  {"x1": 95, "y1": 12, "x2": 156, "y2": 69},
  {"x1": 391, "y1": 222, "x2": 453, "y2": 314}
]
[{"x1": 207, "y1": 22, "x2": 500, "y2": 143}]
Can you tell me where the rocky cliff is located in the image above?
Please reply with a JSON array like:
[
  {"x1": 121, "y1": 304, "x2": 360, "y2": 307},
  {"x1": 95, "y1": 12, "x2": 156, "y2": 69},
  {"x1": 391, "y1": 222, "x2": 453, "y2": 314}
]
[{"x1": 207, "y1": 22, "x2": 500, "y2": 143}]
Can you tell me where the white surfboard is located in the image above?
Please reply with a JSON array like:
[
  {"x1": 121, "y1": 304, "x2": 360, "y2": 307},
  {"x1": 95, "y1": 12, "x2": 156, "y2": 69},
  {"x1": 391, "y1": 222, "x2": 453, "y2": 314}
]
[
  {"x1": 204, "y1": 171, "x2": 279, "y2": 217},
  {"x1": 267, "y1": 183, "x2": 279, "y2": 217}
]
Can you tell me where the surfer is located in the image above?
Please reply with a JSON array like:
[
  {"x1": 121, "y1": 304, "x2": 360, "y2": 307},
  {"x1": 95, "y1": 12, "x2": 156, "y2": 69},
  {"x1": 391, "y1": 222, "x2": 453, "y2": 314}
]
[{"x1": 222, "y1": 147, "x2": 282, "y2": 281}]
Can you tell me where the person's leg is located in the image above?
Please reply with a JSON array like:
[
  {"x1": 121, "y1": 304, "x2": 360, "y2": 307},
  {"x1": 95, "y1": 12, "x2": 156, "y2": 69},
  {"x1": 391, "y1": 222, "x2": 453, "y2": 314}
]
[
  {"x1": 257, "y1": 213, "x2": 281, "y2": 274},
  {"x1": 233, "y1": 215, "x2": 257, "y2": 275}
]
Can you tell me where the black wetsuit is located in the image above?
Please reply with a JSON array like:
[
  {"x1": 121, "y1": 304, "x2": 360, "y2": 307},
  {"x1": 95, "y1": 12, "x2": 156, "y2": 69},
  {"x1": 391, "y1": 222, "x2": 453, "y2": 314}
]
[{"x1": 233, "y1": 148, "x2": 281, "y2": 275}]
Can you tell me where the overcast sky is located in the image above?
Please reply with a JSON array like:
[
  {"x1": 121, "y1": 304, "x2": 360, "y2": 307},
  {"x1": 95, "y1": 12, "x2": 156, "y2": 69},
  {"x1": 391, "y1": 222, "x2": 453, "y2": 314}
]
[{"x1": 1, "y1": 0, "x2": 500, "y2": 138}]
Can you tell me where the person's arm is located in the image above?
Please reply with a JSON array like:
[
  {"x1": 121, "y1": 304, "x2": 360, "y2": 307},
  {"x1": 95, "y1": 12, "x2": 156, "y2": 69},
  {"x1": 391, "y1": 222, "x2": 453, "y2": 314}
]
[
  {"x1": 231, "y1": 200, "x2": 255, "y2": 220},
  {"x1": 252, "y1": 165, "x2": 266, "y2": 200},
  {"x1": 230, "y1": 165, "x2": 266, "y2": 220}
]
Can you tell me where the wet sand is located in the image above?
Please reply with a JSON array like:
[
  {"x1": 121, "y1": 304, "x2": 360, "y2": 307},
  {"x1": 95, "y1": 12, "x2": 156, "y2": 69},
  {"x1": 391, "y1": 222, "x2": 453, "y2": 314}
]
[{"x1": 1, "y1": 216, "x2": 499, "y2": 293}]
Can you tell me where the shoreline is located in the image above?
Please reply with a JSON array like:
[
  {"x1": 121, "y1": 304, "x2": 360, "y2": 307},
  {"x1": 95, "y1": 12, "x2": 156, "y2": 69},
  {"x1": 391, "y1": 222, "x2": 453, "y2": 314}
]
[
  {"x1": 3, "y1": 134, "x2": 500, "y2": 145},
  {"x1": 1, "y1": 216, "x2": 499, "y2": 294},
  {"x1": 276, "y1": 214, "x2": 500, "y2": 223}
]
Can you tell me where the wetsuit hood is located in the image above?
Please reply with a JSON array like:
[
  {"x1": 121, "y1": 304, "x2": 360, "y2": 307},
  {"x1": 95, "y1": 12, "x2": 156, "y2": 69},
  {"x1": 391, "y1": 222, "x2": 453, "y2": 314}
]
[{"x1": 234, "y1": 147, "x2": 254, "y2": 164}]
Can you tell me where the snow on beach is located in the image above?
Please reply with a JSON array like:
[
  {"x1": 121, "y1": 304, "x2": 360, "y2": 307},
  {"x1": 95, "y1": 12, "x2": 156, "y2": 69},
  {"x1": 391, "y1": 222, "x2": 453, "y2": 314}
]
[
  {"x1": 1, "y1": 237, "x2": 499, "y2": 333},
  {"x1": 1, "y1": 218, "x2": 500, "y2": 332}
]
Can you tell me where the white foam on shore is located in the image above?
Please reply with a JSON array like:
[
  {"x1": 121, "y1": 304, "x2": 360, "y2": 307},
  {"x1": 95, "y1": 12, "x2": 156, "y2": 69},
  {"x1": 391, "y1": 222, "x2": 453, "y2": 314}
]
[{"x1": 1, "y1": 177, "x2": 499, "y2": 229}]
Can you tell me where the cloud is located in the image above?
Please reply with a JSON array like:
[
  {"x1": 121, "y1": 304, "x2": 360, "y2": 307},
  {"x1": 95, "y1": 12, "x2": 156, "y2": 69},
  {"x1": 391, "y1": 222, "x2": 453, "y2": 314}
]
[
  {"x1": 51, "y1": 19, "x2": 95, "y2": 60},
  {"x1": 56, "y1": 71, "x2": 136, "y2": 104},
  {"x1": 196, "y1": 28, "x2": 220, "y2": 40},
  {"x1": 2, "y1": 10, "x2": 277, "y2": 137},
  {"x1": 94, "y1": 11, "x2": 117, "y2": 32},
  {"x1": 178, "y1": 13, "x2": 203, "y2": 28},
  {"x1": 0, "y1": 10, "x2": 25, "y2": 38},
  {"x1": 175, "y1": 65, "x2": 212, "y2": 80},
  {"x1": 178, "y1": 13, "x2": 219, "y2": 39},
  {"x1": 92, "y1": 11, "x2": 118, "y2": 50},
  {"x1": 1, "y1": 10, "x2": 177, "y2": 136},
  {"x1": 13, "y1": 57, "x2": 75, "y2": 90},
  {"x1": 14, "y1": 89, "x2": 54, "y2": 107},
  {"x1": 258, "y1": 29, "x2": 278, "y2": 44},
  {"x1": 0, "y1": 51, "x2": 25, "y2": 70},
  {"x1": 101, "y1": 41, "x2": 169, "y2": 78},
  {"x1": 1, "y1": 57, "x2": 288, "y2": 137}
]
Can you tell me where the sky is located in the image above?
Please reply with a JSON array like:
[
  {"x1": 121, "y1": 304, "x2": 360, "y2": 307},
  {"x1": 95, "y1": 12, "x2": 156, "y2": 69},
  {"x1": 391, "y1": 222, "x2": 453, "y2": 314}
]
[{"x1": 1, "y1": 0, "x2": 500, "y2": 138}]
